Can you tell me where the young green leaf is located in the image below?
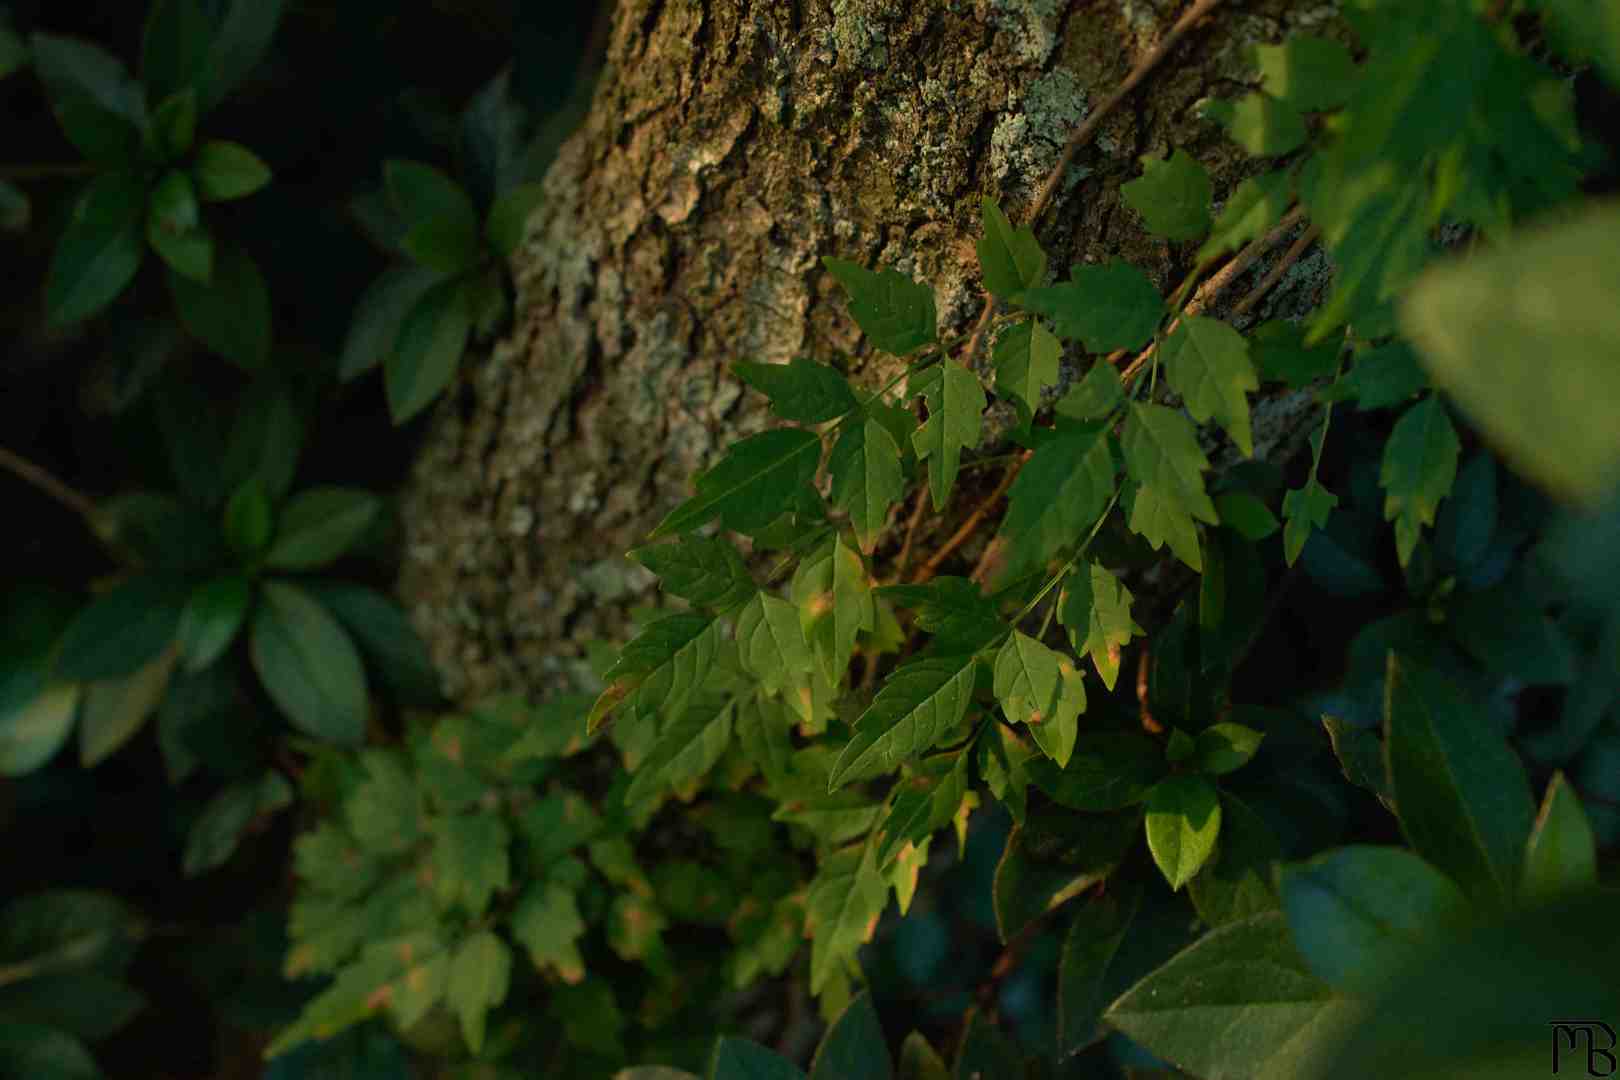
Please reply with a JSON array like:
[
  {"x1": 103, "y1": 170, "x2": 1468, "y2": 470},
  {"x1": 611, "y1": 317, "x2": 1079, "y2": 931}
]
[
  {"x1": 623, "y1": 697, "x2": 734, "y2": 810},
  {"x1": 1016, "y1": 259, "x2": 1165, "y2": 353},
  {"x1": 1252, "y1": 35, "x2": 1358, "y2": 112},
  {"x1": 1380, "y1": 395, "x2": 1459, "y2": 567},
  {"x1": 386, "y1": 277, "x2": 472, "y2": 423},
  {"x1": 734, "y1": 357, "x2": 859, "y2": 424},
  {"x1": 630, "y1": 535, "x2": 755, "y2": 611},
  {"x1": 264, "y1": 487, "x2": 382, "y2": 571},
  {"x1": 828, "y1": 415, "x2": 906, "y2": 554},
  {"x1": 447, "y1": 931, "x2": 510, "y2": 1054},
  {"x1": 249, "y1": 581, "x2": 368, "y2": 744},
  {"x1": 1276, "y1": 845, "x2": 1470, "y2": 995},
  {"x1": 1122, "y1": 404, "x2": 1218, "y2": 571},
  {"x1": 55, "y1": 575, "x2": 188, "y2": 682},
  {"x1": 1385, "y1": 655, "x2": 1534, "y2": 911},
  {"x1": 809, "y1": 990, "x2": 891, "y2": 1080},
  {"x1": 45, "y1": 170, "x2": 146, "y2": 326},
  {"x1": 822, "y1": 257, "x2": 936, "y2": 355},
  {"x1": 222, "y1": 476, "x2": 272, "y2": 558},
  {"x1": 168, "y1": 243, "x2": 272, "y2": 369},
  {"x1": 431, "y1": 815, "x2": 509, "y2": 917},
  {"x1": 146, "y1": 198, "x2": 213, "y2": 284},
  {"x1": 829, "y1": 656, "x2": 976, "y2": 789},
  {"x1": 1201, "y1": 93, "x2": 1307, "y2": 157},
  {"x1": 384, "y1": 159, "x2": 484, "y2": 274},
  {"x1": 191, "y1": 141, "x2": 271, "y2": 201},
  {"x1": 1121, "y1": 149, "x2": 1211, "y2": 242},
  {"x1": 510, "y1": 884, "x2": 587, "y2": 985},
  {"x1": 991, "y1": 419, "x2": 1115, "y2": 585},
  {"x1": 176, "y1": 575, "x2": 251, "y2": 673},
  {"x1": 977, "y1": 197, "x2": 1047, "y2": 298},
  {"x1": 1057, "y1": 563, "x2": 1144, "y2": 691},
  {"x1": 1145, "y1": 773, "x2": 1222, "y2": 890},
  {"x1": 804, "y1": 845, "x2": 888, "y2": 994},
  {"x1": 792, "y1": 537, "x2": 875, "y2": 687},
  {"x1": 1282, "y1": 478, "x2": 1337, "y2": 567},
  {"x1": 79, "y1": 647, "x2": 179, "y2": 767},
  {"x1": 991, "y1": 320, "x2": 1060, "y2": 426},
  {"x1": 1197, "y1": 170, "x2": 1293, "y2": 262},
  {"x1": 909, "y1": 362, "x2": 984, "y2": 511},
  {"x1": 1160, "y1": 315, "x2": 1258, "y2": 457},
  {"x1": 1521, "y1": 770, "x2": 1596, "y2": 905},
  {"x1": 649, "y1": 428, "x2": 822, "y2": 539}
]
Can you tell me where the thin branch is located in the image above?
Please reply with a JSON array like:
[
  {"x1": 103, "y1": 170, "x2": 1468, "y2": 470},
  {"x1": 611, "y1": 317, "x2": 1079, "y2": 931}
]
[
  {"x1": 886, "y1": 487, "x2": 931, "y2": 585},
  {"x1": 1231, "y1": 224, "x2": 1321, "y2": 319},
  {"x1": 0, "y1": 445, "x2": 104, "y2": 527},
  {"x1": 912, "y1": 449, "x2": 1030, "y2": 584}
]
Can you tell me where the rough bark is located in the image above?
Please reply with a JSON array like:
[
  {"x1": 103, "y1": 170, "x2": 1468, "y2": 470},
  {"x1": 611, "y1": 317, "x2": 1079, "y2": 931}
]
[{"x1": 398, "y1": 0, "x2": 1346, "y2": 704}]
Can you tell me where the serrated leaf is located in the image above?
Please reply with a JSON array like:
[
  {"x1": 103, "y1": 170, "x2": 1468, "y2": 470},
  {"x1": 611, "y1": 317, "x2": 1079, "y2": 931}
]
[
  {"x1": 1057, "y1": 563, "x2": 1143, "y2": 692},
  {"x1": 734, "y1": 357, "x2": 859, "y2": 423},
  {"x1": 191, "y1": 140, "x2": 271, "y2": 201},
  {"x1": 1253, "y1": 35, "x2": 1357, "y2": 112},
  {"x1": 630, "y1": 535, "x2": 755, "y2": 610},
  {"x1": 431, "y1": 814, "x2": 509, "y2": 917},
  {"x1": 1123, "y1": 403, "x2": 1218, "y2": 526},
  {"x1": 1202, "y1": 93, "x2": 1307, "y2": 157},
  {"x1": 1161, "y1": 315, "x2": 1258, "y2": 457},
  {"x1": 1249, "y1": 319, "x2": 1341, "y2": 387},
  {"x1": 737, "y1": 593, "x2": 815, "y2": 698},
  {"x1": 447, "y1": 931, "x2": 510, "y2": 1054},
  {"x1": 589, "y1": 612, "x2": 721, "y2": 734},
  {"x1": 1015, "y1": 259, "x2": 1164, "y2": 353},
  {"x1": 1522, "y1": 771, "x2": 1597, "y2": 904},
  {"x1": 1282, "y1": 478, "x2": 1337, "y2": 568},
  {"x1": 386, "y1": 277, "x2": 472, "y2": 424},
  {"x1": 264, "y1": 486, "x2": 382, "y2": 571},
  {"x1": 792, "y1": 537, "x2": 875, "y2": 686},
  {"x1": 624, "y1": 696, "x2": 733, "y2": 810},
  {"x1": 992, "y1": 632, "x2": 1060, "y2": 727},
  {"x1": 829, "y1": 416, "x2": 905, "y2": 554},
  {"x1": 250, "y1": 581, "x2": 368, "y2": 744},
  {"x1": 1380, "y1": 395, "x2": 1459, "y2": 567},
  {"x1": 511, "y1": 884, "x2": 586, "y2": 984},
  {"x1": 822, "y1": 257, "x2": 936, "y2": 355},
  {"x1": 650, "y1": 428, "x2": 822, "y2": 539},
  {"x1": 977, "y1": 197, "x2": 1047, "y2": 298},
  {"x1": 1145, "y1": 773, "x2": 1222, "y2": 890},
  {"x1": 1319, "y1": 342, "x2": 1427, "y2": 411},
  {"x1": 875, "y1": 577, "x2": 1004, "y2": 654},
  {"x1": 829, "y1": 656, "x2": 976, "y2": 789},
  {"x1": 1055, "y1": 362, "x2": 1124, "y2": 422},
  {"x1": 1129, "y1": 479, "x2": 1205, "y2": 572},
  {"x1": 1197, "y1": 170, "x2": 1294, "y2": 262},
  {"x1": 1276, "y1": 845, "x2": 1469, "y2": 996},
  {"x1": 991, "y1": 420, "x2": 1116, "y2": 585},
  {"x1": 168, "y1": 243, "x2": 271, "y2": 369},
  {"x1": 45, "y1": 170, "x2": 146, "y2": 326},
  {"x1": 1385, "y1": 655, "x2": 1534, "y2": 911},
  {"x1": 1121, "y1": 149, "x2": 1211, "y2": 242},
  {"x1": 909, "y1": 363, "x2": 984, "y2": 511},
  {"x1": 804, "y1": 845, "x2": 888, "y2": 994},
  {"x1": 990, "y1": 320, "x2": 1060, "y2": 425},
  {"x1": 872, "y1": 756, "x2": 967, "y2": 867}
]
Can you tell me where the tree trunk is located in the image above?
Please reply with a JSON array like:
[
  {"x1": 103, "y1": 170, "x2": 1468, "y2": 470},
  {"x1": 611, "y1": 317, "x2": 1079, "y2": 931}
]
[{"x1": 398, "y1": 0, "x2": 1342, "y2": 704}]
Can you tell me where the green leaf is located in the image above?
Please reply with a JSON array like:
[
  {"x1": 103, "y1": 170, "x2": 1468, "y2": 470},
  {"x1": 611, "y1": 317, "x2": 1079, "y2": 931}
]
[
  {"x1": 55, "y1": 576, "x2": 187, "y2": 682},
  {"x1": 953, "y1": 1008, "x2": 1022, "y2": 1080},
  {"x1": 0, "y1": 682, "x2": 80, "y2": 777},
  {"x1": 828, "y1": 416, "x2": 905, "y2": 555},
  {"x1": 650, "y1": 428, "x2": 822, "y2": 539},
  {"x1": 737, "y1": 592, "x2": 816, "y2": 699},
  {"x1": 338, "y1": 264, "x2": 444, "y2": 382},
  {"x1": 54, "y1": 99, "x2": 143, "y2": 163},
  {"x1": 28, "y1": 33, "x2": 144, "y2": 121},
  {"x1": 79, "y1": 647, "x2": 178, "y2": 766},
  {"x1": 182, "y1": 769, "x2": 292, "y2": 877},
  {"x1": 149, "y1": 89, "x2": 197, "y2": 159},
  {"x1": 1160, "y1": 315, "x2": 1258, "y2": 457},
  {"x1": 829, "y1": 656, "x2": 977, "y2": 790},
  {"x1": 822, "y1": 257, "x2": 936, "y2": 356},
  {"x1": 977, "y1": 197, "x2": 1047, "y2": 298},
  {"x1": 1321, "y1": 715, "x2": 1393, "y2": 810},
  {"x1": 301, "y1": 582, "x2": 442, "y2": 707},
  {"x1": 1016, "y1": 259, "x2": 1164, "y2": 353},
  {"x1": 734, "y1": 357, "x2": 859, "y2": 424},
  {"x1": 589, "y1": 613, "x2": 722, "y2": 734},
  {"x1": 0, "y1": 971, "x2": 144, "y2": 1042},
  {"x1": 792, "y1": 537, "x2": 875, "y2": 686},
  {"x1": 1252, "y1": 35, "x2": 1357, "y2": 112},
  {"x1": 1277, "y1": 845, "x2": 1470, "y2": 996},
  {"x1": 1319, "y1": 342, "x2": 1427, "y2": 411},
  {"x1": 1145, "y1": 773, "x2": 1222, "y2": 890},
  {"x1": 1057, "y1": 563, "x2": 1143, "y2": 692},
  {"x1": 191, "y1": 140, "x2": 270, "y2": 201},
  {"x1": 264, "y1": 486, "x2": 382, "y2": 571},
  {"x1": 146, "y1": 198, "x2": 212, "y2": 284},
  {"x1": 510, "y1": 884, "x2": 586, "y2": 985},
  {"x1": 0, "y1": 1024, "x2": 101, "y2": 1080},
  {"x1": 386, "y1": 277, "x2": 472, "y2": 423},
  {"x1": 712, "y1": 1037, "x2": 807, "y2": 1080},
  {"x1": 1192, "y1": 722, "x2": 1264, "y2": 776},
  {"x1": 1380, "y1": 395, "x2": 1459, "y2": 567},
  {"x1": 484, "y1": 181, "x2": 544, "y2": 256},
  {"x1": 1248, "y1": 319, "x2": 1341, "y2": 387},
  {"x1": 896, "y1": 1032, "x2": 948, "y2": 1080},
  {"x1": 198, "y1": 0, "x2": 284, "y2": 111},
  {"x1": 1103, "y1": 911, "x2": 1351, "y2": 1080},
  {"x1": 1121, "y1": 149, "x2": 1211, "y2": 242},
  {"x1": 1027, "y1": 730, "x2": 1164, "y2": 812},
  {"x1": 223, "y1": 379, "x2": 303, "y2": 500},
  {"x1": 1187, "y1": 792, "x2": 1280, "y2": 928},
  {"x1": 384, "y1": 159, "x2": 484, "y2": 274},
  {"x1": 1058, "y1": 880, "x2": 1150, "y2": 1056},
  {"x1": 992, "y1": 803, "x2": 1139, "y2": 942},
  {"x1": 1201, "y1": 93, "x2": 1307, "y2": 157},
  {"x1": 0, "y1": 178, "x2": 28, "y2": 232},
  {"x1": 141, "y1": 0, "x2": 211, "y2": 102},
  {"x1": 804, "y1": 845, "x2": 887, "y2": 994},
  {"x1": 810, "y1": 990, "x2": 891, "y2": 1080},
  {"x1": 250, "y1": 581, "x2": 368, "y2": 744},
  {"x1": 222, "y1": 476, "x2": 272, "y2": 558},
  {"x1": 875, "y1": 577, "x2": 1003, "y2": 654},
  {"x1": 990, "y1": 320, "x2": 1060, "y2": 425},
  {"x1": 991, "y1": 425, "x2": 1119, "y2": 576},
  {"x1": 446, "y1": 931, "x2": 510, "y2": 1054},
  {"x1": 1197, "y1": 170, "x2": 1293, "y2": 262},
  {"x1": 45, "y1": 170, "x2": 146, "y2": 326},
  {"x1": 176, "y1": 575, "x2": 250, "y2": 672},
  {"x1": 168, "y1": 243, "x2": 271, "y2": 369},
  {"x1": 1432, "y1": 450, "x2": 1496, "y2": 572},
  {"x1": 1055, "y1": 362, "x2": 1124, "y2": 422},
  {"x1": 431, "y1": 815, "x2": 509, "y2": 917},
  {"x1": 1398, "y1": 202, "x2": 1620, "y2": 503},
  {"x1": 1215, "y1": 491, "x2": 1279, "y2": 541},
  {"x1": 1123, "y1": 404, "x2": 1217, "y2": 571},
  {"x1": 631, "y1": 535, "x2": 755, "y2": 611},
  {"x1": 1522, "y1": 771, "x2": 1596, "y2": 904},
  {"x1": 624, "y1": 696, "x2": 734, "y2": 810},
  {"x1": 1385, "y1": 655, "x2": 1534, "y2": 911},
  {"x1": 1282, "y1": 478, "x2": 1337, "y2": 568},
  {"x1": 873, "y1": 756, "x2": 967, "y2": 867},
  {"x1": 909, "y1": 363, "x2": 984, "y2": 511}
]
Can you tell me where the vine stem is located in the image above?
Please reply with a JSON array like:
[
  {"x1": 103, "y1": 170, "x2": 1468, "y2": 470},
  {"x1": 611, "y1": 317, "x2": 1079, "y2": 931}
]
[
  {"x1": 1231, "y1": 223, "x2": 1321, "y2": 318},
  {"x1": 910, "y1": 449, "x2": 1029, "y2": 585},
  {"x1": 0, "y1": 444, "x2": 114, "y2": 541}
]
